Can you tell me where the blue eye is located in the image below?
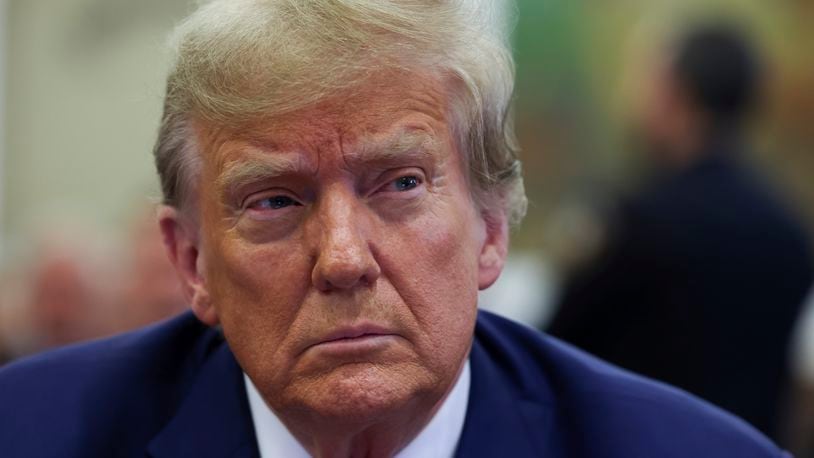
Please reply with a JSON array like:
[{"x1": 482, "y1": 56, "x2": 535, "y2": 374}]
[
  {"x1": 252, "y1": 195, "x2": 300, "y2": 210},
  {"x1": 393, "y1": 176, "x2": 420, "y2": 191}
]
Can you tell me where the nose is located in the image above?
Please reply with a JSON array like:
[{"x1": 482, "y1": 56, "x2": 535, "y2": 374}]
[{"x1": 310, "y1": 192, "x2": 381, "y2": 292}]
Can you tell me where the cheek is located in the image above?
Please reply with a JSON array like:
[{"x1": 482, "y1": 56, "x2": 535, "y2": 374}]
[
  {"x1": 204, "y1": 233, "x2": 312, "y2": 371},
  {"x1": 380, "y1": 197, "x2": 483, "y2": 362}
]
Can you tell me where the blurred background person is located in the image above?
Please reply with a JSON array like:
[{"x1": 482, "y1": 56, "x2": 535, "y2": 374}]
[
  {"x1": 103, "y1": 207, "x2": 186, "y2": 334},
  {"x1": 0, "y1": 230, "x2": 110, "y2": 357},
  {"x1": 546, "y1": 22, "x2": 814, "y2": 441},
  {"x1": 0, "y1": 204, "x2": 186, "y2": 364},
  {"x1": 25, "y1": 242, "x2": 99, "y2": 349}
]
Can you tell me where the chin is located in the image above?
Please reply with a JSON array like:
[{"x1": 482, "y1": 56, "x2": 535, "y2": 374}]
[{"x1": 290, "y1": 362, "x2": 437, "y2": 423}]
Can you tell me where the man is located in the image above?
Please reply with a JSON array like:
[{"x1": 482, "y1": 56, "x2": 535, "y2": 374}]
[
  {"x1": 548, "y1": 23, "x2": 813, "y2": 440},
  {"x1": 0, "y1": 3, "x2": 791, "y2": 457}
]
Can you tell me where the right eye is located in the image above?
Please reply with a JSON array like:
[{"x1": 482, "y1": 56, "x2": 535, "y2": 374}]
[{"x1": 249, "y1": 195, "x2": 301, "y2": 210}]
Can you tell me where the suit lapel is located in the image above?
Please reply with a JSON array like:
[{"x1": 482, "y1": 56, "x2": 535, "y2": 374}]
[
  {"x1": 147, "y1": 344, "x2": 260, "y2": 458},
  {"x1": 455, "y1": 338, "x2": 562, "y2": 457}
]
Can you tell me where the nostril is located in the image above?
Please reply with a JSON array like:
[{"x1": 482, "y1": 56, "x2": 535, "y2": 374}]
[{"x1": 312, "y1": 251, "x2": 380, "y2": 292}]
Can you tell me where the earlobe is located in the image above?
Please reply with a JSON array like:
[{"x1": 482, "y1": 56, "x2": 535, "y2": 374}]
[
  {"x1": 478, "y1": 209, "x2": 509, "y2": 290},
  {"x1": 157, "y1": 206, "x2": 219, "y2": 326}
]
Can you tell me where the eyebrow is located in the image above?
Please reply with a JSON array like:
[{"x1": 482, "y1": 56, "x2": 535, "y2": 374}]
[
  {"x1": 216, "y1": 152, "x2": 305, "y2": 200},
  {"x1": 216, "y1": 129, "x2": 442, "y2": 200},
  {"x1": 345, "y1": 130, "x2": 440, "y2": 169}
]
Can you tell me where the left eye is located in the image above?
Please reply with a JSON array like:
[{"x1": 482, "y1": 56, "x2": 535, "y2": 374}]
[
  {"x1": 391, "y1": 175, "x2": 421, "y2": 192},
  {"x1": 250, "y1": 195, "x2": 301, "y2": 210}
]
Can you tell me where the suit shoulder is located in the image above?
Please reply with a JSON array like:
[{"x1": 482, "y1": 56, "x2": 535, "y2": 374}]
[
  {"x1": 0, "y1": 311, "x2": 215, "y2": 385},
  {"x1": 474, "y1": 311, "x2": 786, "y2": 457},
  {"x1": 0, "y1": 312, "x2": 223, "y2": 455}
]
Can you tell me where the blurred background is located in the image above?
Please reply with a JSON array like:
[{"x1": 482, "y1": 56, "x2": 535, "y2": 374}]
[{"x1": 1, "y1": 0, "x2": 813, "y2": 453}]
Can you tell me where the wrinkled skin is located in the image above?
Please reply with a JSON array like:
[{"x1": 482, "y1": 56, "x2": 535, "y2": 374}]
[{"x1": 159, "y1": 73, "x2": 508, "y2": 457}]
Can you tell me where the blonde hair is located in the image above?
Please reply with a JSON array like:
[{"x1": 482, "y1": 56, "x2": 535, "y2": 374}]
[{"x1": 154, "y1": 0, "x2": 527, "y2": 225}]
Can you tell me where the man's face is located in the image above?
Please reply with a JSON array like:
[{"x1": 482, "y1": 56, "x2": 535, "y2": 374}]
[{"x1": 164, "y1": 73, "x2": 507, "y2": 422}]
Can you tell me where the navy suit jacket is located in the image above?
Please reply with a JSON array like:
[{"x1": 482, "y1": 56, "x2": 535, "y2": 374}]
[{"x1": 0, "y1": 310, "x2": 787, "y2": 457}]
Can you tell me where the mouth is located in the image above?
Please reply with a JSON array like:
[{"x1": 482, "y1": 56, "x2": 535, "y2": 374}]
[{"x1": 307, "y1": 324, "x2": 401, "y2": 356}]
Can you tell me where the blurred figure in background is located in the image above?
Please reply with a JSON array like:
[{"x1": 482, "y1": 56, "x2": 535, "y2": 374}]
[
  {"x1": 107, "y1": 208, "x2": 186, "y2": 334},
  {"x1": 25, "y1": 245, "x2": 99, "y2": 349},
  {"x1": 0, "y1": 205, "x2": 186, "y2": 364},
  {"x1": 547, "y1": 22, "x2": 814, "y2": 440},
  {"x1": 0, "y1": 233, "x2": 109, "y2": 359}
]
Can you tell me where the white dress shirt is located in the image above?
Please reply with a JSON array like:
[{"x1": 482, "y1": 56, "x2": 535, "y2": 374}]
[{"x1": 244, "y1": 360, "x2": 471, "y2": 458}]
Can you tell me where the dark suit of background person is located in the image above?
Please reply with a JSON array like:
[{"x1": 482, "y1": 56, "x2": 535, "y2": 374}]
[
  {"x1": 547, "y1": 23, "x2": 814, "y2": 441},
  {"x1": 0, "y1": 310, "x2": 790, "y2": 457}
]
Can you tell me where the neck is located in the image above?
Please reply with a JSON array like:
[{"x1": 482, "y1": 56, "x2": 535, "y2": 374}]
[{"x1": 295, "y1": 410, "x2": 435, "y2": 458}]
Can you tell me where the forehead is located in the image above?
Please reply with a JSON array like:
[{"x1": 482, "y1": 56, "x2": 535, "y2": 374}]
[{"x1": 199, "y1": 72, "x2": 456, "y2": 168}]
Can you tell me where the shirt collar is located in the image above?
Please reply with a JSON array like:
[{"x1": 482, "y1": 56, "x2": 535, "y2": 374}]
[{"x1": 244, "y1": 360, "x2": 471, "y2": 458}]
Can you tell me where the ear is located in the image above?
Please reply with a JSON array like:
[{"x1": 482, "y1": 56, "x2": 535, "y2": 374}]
[
  {"x1": 477, "y1": 208, "x2": 509, "y2": 290},
  {"x1": 157, "y1": 205, "x2": 219, "y2": 326}
]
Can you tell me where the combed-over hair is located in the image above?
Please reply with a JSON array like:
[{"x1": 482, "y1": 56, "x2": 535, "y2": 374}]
[{"x1": 154, "y1": 0, "x2": 527, "y2": 225}]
